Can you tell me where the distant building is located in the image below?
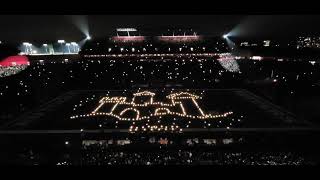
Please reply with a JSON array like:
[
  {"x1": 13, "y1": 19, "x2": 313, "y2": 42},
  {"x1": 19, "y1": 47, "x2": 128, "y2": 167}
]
[
  {"x1": 297, "y1": 36, "x2": 320, "y2": 49},
  {"x1": 240, "y1": 42, "x2": 249, "y2": 47},
  {"x1": 263, "y1": 40, "x2": 270, "y2": 47}
]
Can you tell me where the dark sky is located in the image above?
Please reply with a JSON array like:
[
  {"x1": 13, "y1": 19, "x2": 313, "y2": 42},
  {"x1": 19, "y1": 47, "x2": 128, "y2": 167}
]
[{"x1": 1, "y1": 15, "x2": 320, "y2": 44}]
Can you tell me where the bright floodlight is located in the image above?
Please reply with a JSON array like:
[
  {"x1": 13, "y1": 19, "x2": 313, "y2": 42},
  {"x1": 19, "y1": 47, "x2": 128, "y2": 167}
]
[
  {"x1": 23, "y1": 42, "x2": 31, "y2": 46},
  {"x1": 58, "y1": 40, "x2": 65, "y2": 43},
  {"x1": 86, "y1": 36, "x2": 91, "y2": 40},
  {"x1": 71, "y1": 42, "x2": 77, "y2": 45},
  {"x1": 43, "y1": 44, "x2": 48, "y2": 46},
  {"x1": 223, "y1": 34, "x2": 228, "y2": 39},
  {"x1": 66, "y1": 43, "x2": 70, "y2": 46},
  {"x1": 116, "y1": 28, "x2": 137, "y2": 32}
]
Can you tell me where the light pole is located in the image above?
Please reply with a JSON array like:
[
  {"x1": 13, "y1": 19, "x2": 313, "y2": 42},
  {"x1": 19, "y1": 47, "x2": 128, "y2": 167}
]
[
  {"x1": 43, "y1": 44, "x2": 48, "y2": 54},
  {"x1": 71, "y1": 42, "x2": 77, "y2": 53},
  {"x1": 29, "y1": 44, "x2": 33, "y2": 54},
  {"x1": 76, "y1": 44, "x2": 79, "y2": 53},
  {"x1": 66, "y1": 43, "x2": 71, "y2": 54},
  {"x1": 23, "y1": 42, "x2": 29, "y2": 54},
  {"x1": 58, "y1": 40, "x2": 65, "y2": 54},
  {"x1": 23, "y1": 42, "x2": 32, "y2": 54}
]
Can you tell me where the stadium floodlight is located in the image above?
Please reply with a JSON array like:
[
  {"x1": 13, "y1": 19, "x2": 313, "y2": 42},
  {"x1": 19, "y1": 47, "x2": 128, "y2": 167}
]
[
  {"x1": 66, "y1": 43, "x2": 71, "y2": 53},
  {"x1": 58, "y1": 40, "x2": 65, "y2": 54},
  {"x1": 58, "y1": 40, "x2": 65, "y2": 43},
  {"x1": 23, "y1": 42, "x2": 32, "y2": 54},
  {"x1": 116, "y1": 28, "x2": 137, "y2": 32},
  {"x1": 86, "y1": 35, "x2": 91, "y2": 40},
  {"x1": 43, "y1": 44, "x2": 48, "y2": 53},
  {"x1": 70, "y1": 42, "x2": 78, "y2": 53},
  {"x1": 223, "y1": 34, "x2": 228, "y2": 39}
]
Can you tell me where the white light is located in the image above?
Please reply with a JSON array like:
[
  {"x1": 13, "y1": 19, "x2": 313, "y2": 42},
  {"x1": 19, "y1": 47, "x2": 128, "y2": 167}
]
[
  {"x1": 252, "y1": 56, "x2": 263, "y2": 60},
  {"x1": 71, "y1": 42, "x2": 77, "y2": 45},
  {"x1": 65, "y1": 141, "x2": 69, "y2": 145},
  {"x1": 66, "y1": 43, "x2": 70, "y2": 46},
  {"x1": 223, "y1": 34, "x2": 228, "y2": 39},
  {"x1": 58, "y1": 40, "x2": 65, "y2": 43},
  {"x1": 116, "y1": 28, "x2": 137, "y2": 32},
  {"x1": 43, "y1": 44, "x2": 48, "y2": 46},
  {"x1": 86, "y1": 36, "x2": 91, "y2": 40},
  {"x1": 23, "y1": 42, "x2": 29, "y2": 45},
  {"x1": 71, "y1": 90, "x2": 233, "y2": 124}
]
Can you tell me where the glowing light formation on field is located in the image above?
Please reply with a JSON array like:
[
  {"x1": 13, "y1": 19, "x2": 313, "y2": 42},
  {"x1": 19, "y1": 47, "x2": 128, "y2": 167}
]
[
  {"x1": 70, "y1": 91, "x2": 233, "y2": 121},
  {"x1": 217, "y1": 53, "x2": 240, "y2": 72}
]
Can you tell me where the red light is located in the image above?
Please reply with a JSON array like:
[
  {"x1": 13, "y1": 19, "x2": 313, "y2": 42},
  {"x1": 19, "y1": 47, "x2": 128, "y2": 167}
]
[
  {"x1": 0, "y1": 55, "x2": 29, "y2": 67},
  {"x1": 111, "y1": 36, "x2": 145, "y2": 42}
]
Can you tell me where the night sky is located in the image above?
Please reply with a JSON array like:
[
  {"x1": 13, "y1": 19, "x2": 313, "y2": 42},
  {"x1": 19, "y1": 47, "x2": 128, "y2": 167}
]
[{"x1": 1, "y1": 15, "x2": 320, "y2": 44}]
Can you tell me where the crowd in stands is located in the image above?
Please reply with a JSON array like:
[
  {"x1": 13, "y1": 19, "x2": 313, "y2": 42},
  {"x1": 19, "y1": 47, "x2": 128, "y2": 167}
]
[
  {"x1": 80, "y1": 37, "x2": 229, "y2": 55},
  {"x1": 81, "y1": 143, "x2": 308, "y2": 165},
  {"x1": 0, "y1": 64, "x2": 29, "y2": 78},
  {"x1": 0, "y1": 56, "x2": 319, "y2": 125}
]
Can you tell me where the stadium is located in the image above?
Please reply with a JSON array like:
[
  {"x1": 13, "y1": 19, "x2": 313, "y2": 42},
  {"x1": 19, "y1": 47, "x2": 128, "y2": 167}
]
[{"x1": 0, "y1": 27, "x2": 320, "y2": 165}]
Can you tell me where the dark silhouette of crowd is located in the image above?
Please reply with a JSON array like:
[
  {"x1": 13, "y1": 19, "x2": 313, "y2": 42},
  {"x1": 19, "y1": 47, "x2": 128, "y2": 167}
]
[
  {"x1": 0, "y1": 56, "x2": 319, "y2": 125},
  {"x1": 81, "y1": 142, "x2": 308, "y2": 165}
]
